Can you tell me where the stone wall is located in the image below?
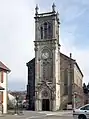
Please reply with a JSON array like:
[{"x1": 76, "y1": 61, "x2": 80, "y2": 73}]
[
  {"x1": 72, "y1": 83, "x2": 84, "y2": 108},
  {"x1": 60, "y1": 53, "x2": 74, "y2": 109},
  {"x1": 60, "y1": 53, "x2": 83, "y2": 109},
  {"x1": 27, "y1": 53, "x2": 84, "y2": 110},
  {"x1": 26, "y1": 58, "x2": 35, "y2": 110}
]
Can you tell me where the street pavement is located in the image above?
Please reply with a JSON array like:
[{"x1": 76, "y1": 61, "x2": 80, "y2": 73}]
[{"x1": 0, "y1": 110, "x2": 73, "y2": 119}]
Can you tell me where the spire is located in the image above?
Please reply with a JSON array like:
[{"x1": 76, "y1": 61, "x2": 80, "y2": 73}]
[
  {"x1": 52, "y1": 3, "x2": 56, "y2": 12},
  {"x1": 35, "y1": 4, "x2": 39, "y2": 16},
  {"x1": 57, "y1": 11, "x2": 59, "y2": 17}
]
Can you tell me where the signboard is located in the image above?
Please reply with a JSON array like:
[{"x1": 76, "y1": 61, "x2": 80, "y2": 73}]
[
  {"x1": 72, "y1": 97, "x2": 80, "y2": 102},
  {"x1": 67, "y1": 104, "x2": 72, "y2": 110}
]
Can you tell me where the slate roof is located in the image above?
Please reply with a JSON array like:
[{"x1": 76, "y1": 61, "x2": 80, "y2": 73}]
[
  {"x1": 60, "y1": 53, "x2": 83, "y2": 77},
  {"x1": 0, "y1": 61, "x2": 11, "y2": 72}
]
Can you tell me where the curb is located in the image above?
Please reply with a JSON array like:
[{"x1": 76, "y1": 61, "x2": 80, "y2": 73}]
[{"x1": 46, "y1": 113, "x2": 73, "y2": 117}]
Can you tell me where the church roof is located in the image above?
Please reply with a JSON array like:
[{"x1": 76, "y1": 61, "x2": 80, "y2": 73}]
[
  {"x1": 0, "y1": 61, "x2": 11, "y2": 72},
  {"x1": 60, "y1": 53, "x2": 83, "y2": 77},
  {"x1": 60, "y1": 52, "x2": 75, "y2": 62},
  {"x1": 26, "y1": 58, "x2": 35, "y2": 66}
]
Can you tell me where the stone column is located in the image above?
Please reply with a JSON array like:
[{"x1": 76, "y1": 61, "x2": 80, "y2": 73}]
[
  {"x1": 34, "y1": 42, "x2": 39, "y2": 111},
  {"x1": 68, "y1": 70, "x2": 70, "y2": 100},
  {"x1": 52, "y1": 17, "x2": 56, "y2": 39},
  {"x1": 52, "y1": 100, "x2": 56, "y2": 111},
  {"x1": 52, "y1": 45, "x2": 56, "y2": 84},
  {"x1": 35, "y1": 18, "x2": 39, "y2": 41}
]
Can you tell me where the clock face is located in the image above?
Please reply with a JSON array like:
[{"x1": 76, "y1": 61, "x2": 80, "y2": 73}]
[{"x1": 41, "y1": 52, "x2": 49, "y2": 59}]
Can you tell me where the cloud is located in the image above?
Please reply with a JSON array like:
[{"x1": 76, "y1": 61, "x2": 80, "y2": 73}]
[
  {"x1": 0, "y1": 0, "x2": 36, "y2": 83},
  {"x1": 60, "y1": 37, "x2": 89, "y2": 84},
  {"x1": 39, "y1": 0, "x2": 89, "y2": 85},
  {"x1": 0, "y1": 0, "x2": 89, "y2": 91},
  {"x1": 58, "y1": 0, "x2": 89, "y2": 84}
]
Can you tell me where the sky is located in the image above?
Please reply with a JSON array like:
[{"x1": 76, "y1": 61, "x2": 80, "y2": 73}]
[{"x1": 0, "y1": 0, "x2": 89, "y2": 91}]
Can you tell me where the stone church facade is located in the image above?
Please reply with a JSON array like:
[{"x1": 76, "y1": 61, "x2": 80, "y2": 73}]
[{"x1": 26, "y1": 4, "x2": 84, "y2": 111}]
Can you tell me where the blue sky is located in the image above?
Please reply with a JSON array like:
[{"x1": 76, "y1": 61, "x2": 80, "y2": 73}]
[{"x1": 0, "y1": 0, "x2": 89, "y2": 91}]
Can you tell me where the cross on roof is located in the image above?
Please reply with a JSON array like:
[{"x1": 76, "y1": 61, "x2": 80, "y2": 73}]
[
  {"x1": 52, "y1": 3, "x2": 56, "y2": 12},
  {"x1": 35, "y1": 4, "x2": 39, "y2": 15}
]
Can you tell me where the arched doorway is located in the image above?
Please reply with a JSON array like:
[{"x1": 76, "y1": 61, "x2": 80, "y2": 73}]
[{"x1": 42, "y1": 99, "x2": 50, "y2": 111}]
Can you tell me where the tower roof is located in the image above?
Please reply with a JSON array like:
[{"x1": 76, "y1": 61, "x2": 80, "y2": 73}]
[
  {"x1": 35, "y1": 3, "x2": 57, "y2": 15},
  {"x1": 34, "y1": 3, "x2": 60, "y2": 24},
  {"x1": 60, "y1": 53, "x2": 83, "y2": 77}
]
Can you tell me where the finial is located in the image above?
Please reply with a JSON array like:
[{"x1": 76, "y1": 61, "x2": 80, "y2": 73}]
[
  {"x1": 56, "y1": 11, "x2": 60, "y2": 25},
  {"x1": 70, "y1": 53, "x2": 72, "y2": 58},
  {"x1": 35, "y1": 4, "x2": 39, "y2": 15},
  {"x1": 52, "y1": 3, "x2": 56, "y2": 12},
  {"x1": 57, "y1": 11, "x2": 59, "y2": 17},
  {"x1": 57, "y1": 11, "x2": 59, "y2": 18}
]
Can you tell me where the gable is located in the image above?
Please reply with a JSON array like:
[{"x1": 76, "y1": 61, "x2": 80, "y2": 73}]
[
  {"x1": 60, "y1": 52, "x2": 83, "y2": 77},
  {"x1": 26, "y1": 58, "x2": 35, "y2": 67},
  {"x1": 0, "y1": 61, "x2": 11, "y2": 72}
]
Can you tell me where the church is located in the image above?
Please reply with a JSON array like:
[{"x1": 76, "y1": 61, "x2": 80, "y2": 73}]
[{"x1": 26, "y1": 4, "x2": 84, "y2": 111}]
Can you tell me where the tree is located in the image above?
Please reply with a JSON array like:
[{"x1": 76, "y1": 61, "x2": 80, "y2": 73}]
[
  {"x1": 87, "y1": 83, "x2": 89, "y2": 92},
  {"x1": 83, "y1": 83, "x2": 88, "y2": 94}
]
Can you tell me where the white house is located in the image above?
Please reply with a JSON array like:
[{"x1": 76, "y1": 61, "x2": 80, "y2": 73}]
[
  {"x1": 0, "y1": 61, "x2": 11, "y2": 113},
  {"x1": 8, "y1": 93, "x2": 16, "y2": 106}
]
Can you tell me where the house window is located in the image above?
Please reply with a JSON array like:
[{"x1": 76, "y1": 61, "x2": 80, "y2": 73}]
[
  {"x1": 41, "y1": 26, "x2": 43, "y2": 39},
  {"x1": 0, "y1": 92, "x2": 3, "y2": 104},
  {"x1": 1, "y1": 72, "x2": 3, "y2": 83},
  {"x1": 44, "y1": 22, "x2": 47, "y2": 39}
]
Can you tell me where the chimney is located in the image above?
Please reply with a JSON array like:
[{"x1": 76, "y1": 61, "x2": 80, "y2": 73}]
[{"x1": 70, "y1": 53, "x2": 72, "y2": 59}]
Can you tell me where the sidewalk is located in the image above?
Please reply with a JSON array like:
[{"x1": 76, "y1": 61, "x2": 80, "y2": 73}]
[{"x1": 38, "y1": 110, "x2": 73, "y2": 116}]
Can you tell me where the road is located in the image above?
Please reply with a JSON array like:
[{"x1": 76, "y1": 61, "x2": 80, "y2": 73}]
[{"x1": 0, "y1": 110, "x2": 73, "y2": 119}]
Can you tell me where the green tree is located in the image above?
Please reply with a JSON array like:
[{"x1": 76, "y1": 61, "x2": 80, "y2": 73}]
[
  {"x1": 83, "y1": 83, "x2": 88, "y2": 94},
  {"x1": 87, "y1": 82, "x2": 89, "y2": 92}
]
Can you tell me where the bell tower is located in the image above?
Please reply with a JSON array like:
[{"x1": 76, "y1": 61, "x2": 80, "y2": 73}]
[{"x1": 34, "y1": 3, "x2": 61, "y2": 111}]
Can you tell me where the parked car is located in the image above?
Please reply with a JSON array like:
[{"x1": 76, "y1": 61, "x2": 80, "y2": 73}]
[{"x1": 73, "y1": 104, "x2": 89, "y2": 119}]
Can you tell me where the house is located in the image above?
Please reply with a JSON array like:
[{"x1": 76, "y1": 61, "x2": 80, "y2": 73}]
[{"x1": 0, "y1": 61, "x2": 11, "y2": 113}]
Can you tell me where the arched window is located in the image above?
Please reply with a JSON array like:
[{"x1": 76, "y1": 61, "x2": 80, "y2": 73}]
[
  {"x1": 44, "y1": 22, "x2": 47, "y2": 39},
  {"x1": 48, "y1": 23, "x2": 52, "y2": 39},
  {"x1": 41, "y1": 26, "x2": 43, "y2": 39}
]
